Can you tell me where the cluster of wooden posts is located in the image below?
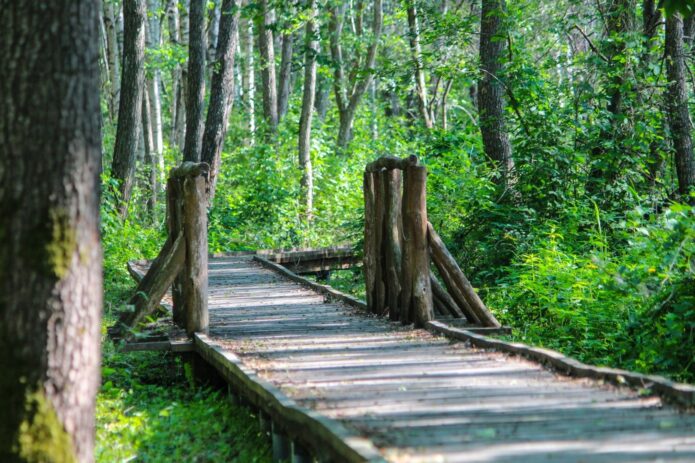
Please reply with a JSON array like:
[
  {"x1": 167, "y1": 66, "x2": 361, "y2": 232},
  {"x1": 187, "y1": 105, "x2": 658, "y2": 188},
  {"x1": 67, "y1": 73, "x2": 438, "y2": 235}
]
[
  {"x1": 111, "y1": 162, "x2": 210, "y2": 338},
  {"x1": 363, "y1": 155, "x2": 501, "y2": 328}
]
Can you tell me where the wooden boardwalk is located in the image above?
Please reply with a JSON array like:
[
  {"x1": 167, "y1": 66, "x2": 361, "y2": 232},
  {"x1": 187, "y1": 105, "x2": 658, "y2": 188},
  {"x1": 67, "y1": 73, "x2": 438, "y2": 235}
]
[{"x1": 191, "y1": 255, "x2": 695, "y2": 462}]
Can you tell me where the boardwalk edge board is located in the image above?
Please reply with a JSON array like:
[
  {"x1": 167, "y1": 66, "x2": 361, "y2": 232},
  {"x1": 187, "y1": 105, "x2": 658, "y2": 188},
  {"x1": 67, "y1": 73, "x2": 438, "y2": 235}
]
[
  {"x1": 254, "y1": 255, "x2": 369, "y2": 311},
  {"x1": 426, "y1": 320, "x2": 695, "y2": 409},
  {"x1": 192, "y1": 333, "x2": 386, "y2": 463}
]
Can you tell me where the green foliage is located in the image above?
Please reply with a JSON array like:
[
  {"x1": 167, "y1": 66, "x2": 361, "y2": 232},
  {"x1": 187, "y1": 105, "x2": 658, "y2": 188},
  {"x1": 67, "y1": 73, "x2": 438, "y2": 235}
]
[{"x1": 96, "y1": 347, "x2": 270, "y2": 463}]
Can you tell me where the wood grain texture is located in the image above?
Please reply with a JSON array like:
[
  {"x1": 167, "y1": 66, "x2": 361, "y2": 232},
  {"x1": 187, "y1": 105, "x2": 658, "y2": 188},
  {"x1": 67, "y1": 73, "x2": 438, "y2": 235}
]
[{"x1": 184, "y1": 256, "x2": 695, "y2": 462}]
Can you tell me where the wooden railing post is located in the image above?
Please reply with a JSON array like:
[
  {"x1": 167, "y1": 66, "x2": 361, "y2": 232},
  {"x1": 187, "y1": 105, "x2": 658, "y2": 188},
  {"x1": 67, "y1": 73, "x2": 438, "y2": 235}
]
[
  {"x1": 181, "y1": 173, "x2": 209, "y2": 335},
  {"x1": 400, "y1": 164, "x2": 433, "y2": 326},
  {"x1": 363, "y1": 171, "x2": 377, "y2": 312},
  {"x1": 382, "y1": 168, "x2": 403, "y2": 321},
  {"x1": 170, "y1": 162, "x2": 210, "y2": 335}
]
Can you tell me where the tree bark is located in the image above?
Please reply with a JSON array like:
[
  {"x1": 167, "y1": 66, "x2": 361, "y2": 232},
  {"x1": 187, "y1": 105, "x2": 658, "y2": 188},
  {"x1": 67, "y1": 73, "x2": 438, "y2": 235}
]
[
  {"x1": 258, "y1": 0, "x2": 279, "y2": 132},
  {"x1": 201, "y1": 0, "x2": 240, "y2": 201},
  {"x1": 142, "y1": 87, "x2": 158, "y2": 214},
  {"x1": 241, "y1": 10, "x2": 256, "y2": 144},
  {"x1": 112, "y1": 0, "x2": 147, "y2": 215},
  {"x1": 329, "y1": 0, "x2": 383, "y2": 149},
  {"x1": 147, "y1": 0, "x2": 165, "y2": 180},
  {"x1": 383, "y1": 169, "x2": 403, "y2": 321},
  {"x1": 207, "y1": 0, "x2": 222, "y2": 60},
  {"x1": 0, "y1": 1, "x2": 103, "y2": 460},
  {"x1": 183, "y1": 0, "x2": 207, "y2": 162},
  {"x1": 406, "y1": 1, "x2": 432, "y2": 129},
  {"x1": 399, "y1": 165, "x2": 433, "y2": 326},
  {"x1": 665, "y1": 13, "x2": 695, "y2": 200},
  {"x1": 104, "y1": 2, "x2": 122, "y2": 120},
  {"x1": 182, "y1": 176, "x2": 209, "y2": 335},
  {"x1": 298, "y1": 0, "x2": 318, "y2": 218},
  {"x1": 478, "y1": 0, "x2": 514, "y2": 190},
  {"x1": 278, "y1": 24, "x2": 295, "y2": 121}
]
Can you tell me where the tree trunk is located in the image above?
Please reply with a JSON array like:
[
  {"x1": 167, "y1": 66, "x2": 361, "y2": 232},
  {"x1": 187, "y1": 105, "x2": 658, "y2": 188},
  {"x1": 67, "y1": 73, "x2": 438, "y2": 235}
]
[
  {"x1": 665, "y1": 13, "x2": 695, "y2": 200},
  {"x1": 406, "y1": 1, "x2": 432, "y2": 129},
  {"x1": 278, "y1": 26, "x2": 295, "y2": 121},
  {"x1": 147, "y1": 0, "x2": 165, "y2": 180},
  {"x1": 183, "y1": 0, "x2": 207, "y2": 162},
  {"x1": 298, "y1": 0, "x2": 318, "y2": 218},
  {"x1": 104, "y1": 2, "x2": 122, "y2": 120},
  {"x1": 258, "y1": 0, "x2": 279, "y2": 132},
  {"x1": 201, "y1": 0, "x2": 240, "y2": 200},
  {"x1": 207, "y1": 0, "x2": 221, "y2": 60},
  {"x1": 142, "y1": 87, "x2": 158, "y2": 214},
  {"x1": 329, "y1": 0, "x2": 383, "y2": 149},
  {"x1": 478, "y1": 0, "x2": 514, "y2": 190},
  {"x1": 241, "y1": 10, "x2": 256, "y2": 144},
  {"x1": 0, "y1": 1, "x2": 103, "y2": 461},
  {"x1": 112, "y1": 0, "x2": 147, "y2": 216}
]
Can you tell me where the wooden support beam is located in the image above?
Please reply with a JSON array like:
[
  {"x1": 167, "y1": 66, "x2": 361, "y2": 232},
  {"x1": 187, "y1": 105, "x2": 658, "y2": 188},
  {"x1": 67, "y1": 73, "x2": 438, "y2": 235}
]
[
  {"x1": 399, "y1": 165, "x2": 433, "y2": 326},
  {"x1": 182, "y1": 174, "x2": 209, "y2": 335},
  {"x1": 430, "y1": 272, "x2": 467, "y2": 320},
  {"x1": 111, "y1": 233, "x2": 185, "y2": 338},
  {"x1": 427, "y1": 222, "x2": 500, "y2": 328},
  {"x1": 365, "y1": 155, "x2": 418, "y2": 173},
  {"x1": 382, "y1": 168, "x2": 402, "y2": 320}
]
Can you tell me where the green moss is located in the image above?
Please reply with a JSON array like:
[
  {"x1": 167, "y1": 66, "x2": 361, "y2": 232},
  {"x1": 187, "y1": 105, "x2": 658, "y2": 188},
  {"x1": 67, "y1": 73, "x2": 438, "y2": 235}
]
[
  {"x1": 16, "y1": 388, "x2": 76, "y2": 463},
  {"x1": 45, "y1": 209, "x2": 77, "y2": 279}
]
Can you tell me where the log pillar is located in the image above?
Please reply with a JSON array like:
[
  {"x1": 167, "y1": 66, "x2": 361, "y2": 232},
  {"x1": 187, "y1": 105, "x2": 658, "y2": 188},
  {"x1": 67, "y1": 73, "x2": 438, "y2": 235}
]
[
  {"x1": 182, "y1": 174, "x2": 209, "y2": 335},
  {"x1": 363, "y1": 171, "x2": 377, "y2": 311},
  {"x1": 167, "y1": 176, "x2": 185, "y2": 326},
  {"x1": 382, "y1": 168, "x2": 403, "y2": 320},
  {"x1": 400, "y1": 165, "x2": 433, "y2": 326}
]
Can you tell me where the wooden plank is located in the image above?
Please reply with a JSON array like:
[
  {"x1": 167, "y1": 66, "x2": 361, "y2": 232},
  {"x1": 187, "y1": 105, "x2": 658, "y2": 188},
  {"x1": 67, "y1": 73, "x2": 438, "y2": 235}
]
[
  {"x1": 254, "y1": 256, "x2": 368, "y2": 310},
  {"x1": 193, "y1": 334, "x2": 385, "y2": 463}
]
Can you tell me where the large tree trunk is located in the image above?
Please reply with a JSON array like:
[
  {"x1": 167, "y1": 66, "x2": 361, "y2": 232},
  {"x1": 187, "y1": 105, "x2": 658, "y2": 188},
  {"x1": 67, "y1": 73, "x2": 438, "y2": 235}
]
[
  {"x1": 183, "y1": 0, "x2": 207, "y2": 162},
  {"x1": 0, "y1": 1, "x2": 103, "y2": 461},
  {"x1": 258, "y1": 0, "x2": 279, "y2": 132},
  {"x1": 111, "y1": 0, "x2": 147, "y2": 215},
  {"x1": 665, "y1": 13, "x2": 695, "y2": 200},
  {"x1": 201, "y1": 0, "x2": 240, "y2": 200},
  {"x1": 104, "y1": 2, "x2": 122, "y2": 120},
  {"x1": 277, "y1": 22, "x2": 295, "y2": 121},
  {"x1": 298, "y1": 0, "x2": 319, "y2": 218},
  {"x1": 406, "y1": 1, "x2": 432, "y2": 129},
  {"x1": 147, "y1": 0, "x2": 165, "y2": 181},
  {"x1": 241, "y1": 10, "x2": 256, "y2": 144},
  {"x1": 478, "y1": 0, "x2": 514, "y2": 190}
]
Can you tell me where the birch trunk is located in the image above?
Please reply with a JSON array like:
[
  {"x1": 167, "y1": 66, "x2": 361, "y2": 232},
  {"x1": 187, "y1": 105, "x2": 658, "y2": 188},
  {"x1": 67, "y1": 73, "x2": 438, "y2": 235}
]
[{"x1": 298, "y1": 0, "x2": 318, "y2": 218}]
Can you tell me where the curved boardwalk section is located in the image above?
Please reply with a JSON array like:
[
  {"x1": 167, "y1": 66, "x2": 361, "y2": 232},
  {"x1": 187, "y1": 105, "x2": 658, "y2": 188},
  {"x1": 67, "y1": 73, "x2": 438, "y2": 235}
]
[{"x1": 200, "y1": 255, "x2": 695, "y2": 462}]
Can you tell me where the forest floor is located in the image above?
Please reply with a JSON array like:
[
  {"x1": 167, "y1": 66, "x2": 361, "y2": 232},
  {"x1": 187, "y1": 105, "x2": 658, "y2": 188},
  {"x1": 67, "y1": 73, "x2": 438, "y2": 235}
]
[{"x1": 97, "y1": 294, "x2": 271, "y2": 461}]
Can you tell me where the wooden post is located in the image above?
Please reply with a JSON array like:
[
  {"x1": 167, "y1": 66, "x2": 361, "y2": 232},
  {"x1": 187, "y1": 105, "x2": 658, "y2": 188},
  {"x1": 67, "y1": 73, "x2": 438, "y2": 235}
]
[
  {"x1": 372, "y1": 170, "x2": 386, "y2": 315},
  {"x1": 382, "y1": 168, "x2": 403, "y2": 320},
  {"x1": 167, "y1": 176, "x2": 185, "y2": 326},
  {"x1": 399, "y1": 165, "x2": 433, "y2": 326},
  {"x1": 363, "y1": 171, "x2": 376, "y2": 312},
  {"x1": 182, "y1": 174, "x2": 209, "y2": 335},
  {"x1": 428, "y1": 222, "x2": 501, "y2": 327}
]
